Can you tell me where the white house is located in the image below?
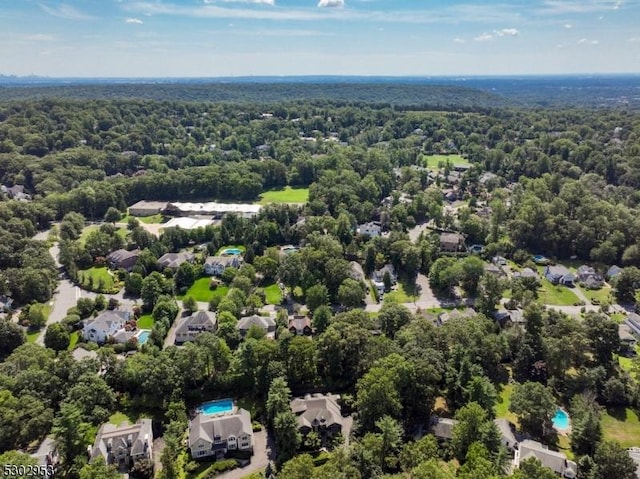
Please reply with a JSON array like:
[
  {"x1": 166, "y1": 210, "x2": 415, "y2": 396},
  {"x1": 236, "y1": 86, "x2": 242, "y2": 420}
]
[
  {"x1": 204, "y1": 255, "x2": 242, "y2": 276},
  {"x1": 175, "y1": 311, "x2": 217, "y2": 344},
  {"x1": 83, "y1": 310, "x2": 131, "y2": 344},
  {"x1": 188, "y1": 408, "x2": 253, "y2": 460}
]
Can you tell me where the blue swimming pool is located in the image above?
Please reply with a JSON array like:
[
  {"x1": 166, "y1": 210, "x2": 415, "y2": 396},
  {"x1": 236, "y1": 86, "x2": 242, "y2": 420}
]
[
  {"x1": 552, "y1": 409, "x2": 570, "y2": 430},
  {"x1": 137, "y1": 330, "x2": 151, "y2": 345},
  {"x1": 223, "y1": 248, "x2": 242, "y2": 255},
  {"x1": 198, "y1": 399, "x2": 234, "y2": 416}
]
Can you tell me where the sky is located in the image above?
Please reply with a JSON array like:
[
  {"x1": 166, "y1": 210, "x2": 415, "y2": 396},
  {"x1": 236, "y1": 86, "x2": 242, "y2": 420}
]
[{"x1": 0, "y1": 0, "x2": 639, "y2": 77}]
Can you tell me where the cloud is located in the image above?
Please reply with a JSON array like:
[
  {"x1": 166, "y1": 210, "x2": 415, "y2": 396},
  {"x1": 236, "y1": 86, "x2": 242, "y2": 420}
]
[
  {"x1": 629, "y1": 37, "x2": 640, "y2": 42},
  {"x1": 578, "y1": 38, "x2": 599, "y2": 44},
  {"x1": 453, "y1": 37, "x2": 466, "y2": 44},
  {"x1": 614, "y1": 0, "x2": 623, "y2": 9},
  {"x1": 474, "y1": 33, "x2": 493, "y2": 41},
  {"x1": 564, "y1": 23, "x2": 572, "y2": 28},
  {"x1": 24, "y1": 33, "x2": 56, "y2": 42},
  {"x1": 318, "y1": 0, "x2": 344, "y2": 7},
  {"x1": 494, "y1": 28, "x2": 519, "y2": 36},
  {"x1": 125, "y1": 17, "x2": 144, "y2": 24},
  {"x1": 537, "y1": 0, "x2": 626, "y2": 15},
  {"x1": 204, "y1": 0, "x2": 275, "y2": 4},
  {"x1": 39, "y1": 3, "x2": 95, "y2": 20}
]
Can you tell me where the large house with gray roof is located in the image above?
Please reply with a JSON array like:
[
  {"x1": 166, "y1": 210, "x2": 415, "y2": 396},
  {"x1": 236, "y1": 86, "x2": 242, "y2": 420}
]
[
  {"x1": 157, "y1": 252, "x2": 195, "y2": 271},
  {"x1": 82, "y1": 310, "x2": 131, "y2": 344},
  {"x1": 514, "y1": 439, "x2": 577, "y2": 478},
  {"x1": 237, "y1": 314, "x2": 277, "y2": 339},
  {"x1": 188, "y1": 408, "x2": 253, "y2": 460},
  {"x1": 90, "y1": 419, "x2": 153, "y2": 469},
  {"x1": 175, "y1": 311, "x2": 217, "y2": 344},
  {"x1": 290, "y1": 394, "x2": 343, "y2": 446}
]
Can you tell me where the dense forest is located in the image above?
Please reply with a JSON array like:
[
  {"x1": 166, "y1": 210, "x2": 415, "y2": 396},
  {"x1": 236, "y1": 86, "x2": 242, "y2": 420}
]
[{"x1": 2, "y1": 94, "x2": 640, "y2": 479}]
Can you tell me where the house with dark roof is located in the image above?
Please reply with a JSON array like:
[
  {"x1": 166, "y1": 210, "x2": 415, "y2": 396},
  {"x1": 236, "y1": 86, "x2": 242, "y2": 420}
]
[
  {"x1": 157, "y1": 252, "x2": 195, "y2": 271},
  {"x1": 514, "y1": 439, "x2": 577, "y2": 478},
  {"x1": 544, "y1": 265, "x2": 575, "y2": 286},
  {"x1": 288, "y1": 315, "x2": 313, "y2": 336},
  {"x1": 437, "y1": 308, "x2": 477, "y2": 327},
  {"x1": 626, "y1": 314, "x2": 640, "y2": 336},
  {"x1": 512, "y1": 267, "x2": 540, "y2": 283},
  {"x1": 204, "y1": 255, "x2": 242, "y2": 276},
  {"x1": 348, "y1": 261, "x2": 366, "y2": 282},
  {"x1": 188, "y1": 409, "x2": 253, "y2": 460},
  {"x1": 619, "y1": 323, "x2": 637, "y2": 352},
  {"x1": 237, "y1": 315, "x2": 277, "y2": 339},
  {"x1": 576, "y1": 265, "x2": 604, "y2": 289},
  {"x1": 290, "y1": 394, "x2": 343, "y2": 446},
  {"x1": 493, "y1": 309, "x2": 526, "y2": 328},
  {"x1": 371, "y1": 264, "x2": 397, "y2": 295},
  {"x1": 107, "y1": 249, "x2": 140, "y2": 272},
  {"x1": 90, "y1": 419, "x2": 153, "y2": 468},
  {"x1": 439, "y1": 232, "x2": 465, "y2": 252},
  {"x1": 175, "y1": 311, "x2": 217, "y2": 345},
  {"x1": 429, "y1": 416, "x2": 456, "y2": 442},
  {"x1": 83, "y1": 310, "x2": 131, "y2": 344}
]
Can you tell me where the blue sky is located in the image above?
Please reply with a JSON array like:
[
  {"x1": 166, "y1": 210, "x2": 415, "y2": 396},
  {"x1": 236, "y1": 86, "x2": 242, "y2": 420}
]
[{"x1": 1, "y1": 0, "x2": 639, "y2": 77}]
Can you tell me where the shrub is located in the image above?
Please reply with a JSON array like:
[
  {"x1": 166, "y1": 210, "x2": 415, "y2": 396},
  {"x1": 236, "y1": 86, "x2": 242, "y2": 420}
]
[
  {"x1": 312, "y1": 452, "x2": 331, "y2": 466},
  {"x1": 252, "y1": 422, "x2": 263, "y2": 432},
  {"x1": 204, "y1": 459, "x2": 238, "y2": 477}
]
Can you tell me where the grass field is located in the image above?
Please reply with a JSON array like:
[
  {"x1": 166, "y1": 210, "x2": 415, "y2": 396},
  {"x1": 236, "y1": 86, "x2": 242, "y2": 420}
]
[
  {"x1": 215, "y1": 245, "x2": 247, "y2": 256},
  {"x1": 384, "y1": 282, "x2": 419, "y2": 304},
  {"x1": 121, "y1": 213, "x2": 165, "y2": 224},
  {"x1": 580, "y1": 285, "x2": 613, "y2": 304},
  {"x1": 538, "y1": 281, "x2": 580, "y2": 306},
  {"x1": 602, "y1": 407, "x2": 640, "y2": 447},
  {"x1": 179, "y1": 277, "x2": 229, "y2": 303},
  {"x1": 137, "y1": 314, "x2": 154, "y2": 329},
  {"x1": 68, "y1": 331, "x2": 79, "y2": 350},
  {"x1": 423, "y1": 154, "x2": 469, "y2": 170},
  {"x1": 494, "y1": 384, "x2": 519, "y2": 425},
  {"x1": 264, "y1": 283, "x2": 282, "y2": 305},
  {"x1": 258, "y1": 186, "x2": 309, "y2": 204},
  {"x1": 78, "y1": 267, "x2": 117, "y2": 292}
]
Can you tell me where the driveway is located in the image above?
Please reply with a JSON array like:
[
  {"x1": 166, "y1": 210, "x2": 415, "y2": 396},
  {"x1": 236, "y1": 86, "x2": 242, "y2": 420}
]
[{"x1": 216, "y1": 430, "x2": 272, "y2": 479}]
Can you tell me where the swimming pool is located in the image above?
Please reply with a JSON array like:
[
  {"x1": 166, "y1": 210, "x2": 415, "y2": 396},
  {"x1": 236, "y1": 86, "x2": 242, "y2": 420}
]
[
  {"x1": 198, "y1": 399, "x2": 234, "y2": 416},
  {"x1": 552, "y1": 409, "x2": 570, "y2": 430},
  {"x1": 137, "y1": 330, "x2": 151, "y2": 345},
  {"x1": 223, "y1": 248, "x2": 242, "y2": 255}
]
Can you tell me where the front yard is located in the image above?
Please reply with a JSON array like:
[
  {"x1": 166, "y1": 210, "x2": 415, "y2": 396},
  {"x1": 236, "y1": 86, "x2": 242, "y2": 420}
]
[
  {"x1": 384, "y1": 282, "x2": 419, "y2": 304},
  {"x1": 579, "y1": 285, "x2": 613, "y2": 304},
  {"x1": 180, "y1": 277, "x2": 229, "y2": 303},
  {"x1": 78, "y1": 267, "x2": 120, "y2": 294},
  {"x1": 538, "y1": 281, "x2": 580, "y2": 306}
]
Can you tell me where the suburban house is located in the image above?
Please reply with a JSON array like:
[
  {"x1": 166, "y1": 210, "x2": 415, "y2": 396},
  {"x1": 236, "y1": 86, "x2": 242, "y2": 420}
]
[
  {"x1": 290, "y1": 394, "x2": 343, "y2": 445},
  {"x1": 288, "y1": 315, "x2": 313, "y2": 336},
  {"x1": 492, "y1": 256, "x2": 508, "y2": 266},
  {"x1": 437, "y1": 308, "x2": 477, "y2": 327},
  {"x1": 0, "y1": 295, "x2": 14, "y2": 312},
  {"x1": 175, "y1": 311, "x2": 218, "y2": 345},
  {"x1": 576, "y1": 265, "x2": 604, "y2": 289},
  {"x1": 513, "y1": 267, "x2": 540, "y2": 282},
  {"x1": 371, "y1": 264, "x2": 397, "y2": 295},
  {"x1": 439, "y1": 232, "x2": 465, "y2": 252},
  {"x1": 484, "y1": 263, "x2": 505, "y2": 276},
  {"x1": 357, "y1": 222, "x2": 382, "y2": 238},
  {"x1": 236, "y1": 315, "x2": 277, "y2": 339},
  {"x1": 479, "y1": 171, "x2": 498, "y2": 185},
  {"x1": 128, "y1": 200, "x2": 168, "y2": 217},
  {"x1": 429, "y1": 416, "x2": 456, "y2": 442},
  {"x1": 348, "y1": 261, "x2": 366, "y2": 282},
  {"x1": 188, "y1": 408, "x2": 253, "y2": 460},
  {"x1": 626, "y1": 314, "x2": 640, "y2": 336},
  {"x1": 493, "y1": 309, "x2": 526, "y2": 328},
  {"x1": 619, "y1": 323, "x2": 637, "y2": 351},
  {"x1": 1, "y1": 184, "x2": 31, "y2": 201},
  {"x1": 514, "y1": 439, "x2": 577, "y2": 478},
  {"x1": 157, "y1": 252, "x2": 196, "y2": 271},
  {"x1": 107, "y1": 249, "x2": 140, "y2": 272},
  {"x1": 607, "y1": 265, "x2": 622, "y2": 280},
  {"x1": 83, "y1": 310, "x2": 131, "y2": 344},
  {"x1": 495, "y1": 419, "x2": 518, "y2": 453},
  {"x1": 90, "y1": 419, "x2": 153, "y2": 468},
  {"x1": 204, "y1": 255, "x2": 242, "y2": 276},
  {"x1": 544, "y1": 265, "x2": 575, "y2": 286}
]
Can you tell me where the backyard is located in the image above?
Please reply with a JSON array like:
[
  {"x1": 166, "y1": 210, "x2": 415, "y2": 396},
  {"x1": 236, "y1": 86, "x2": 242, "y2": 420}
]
[
  {"x1": 137, "y1": 314, "x2": 154, "y2": 329},
  {"x1": 579, "y1": 285, "x2": 613, "y2": 304},
  {"x1": 422, "y1": 154, "x2": 469, "y2": 170},
  {"x1": 180, "y1": 277, "x2": 229, "y2": 303},
  {"x1": 384, "y1": 282, "x2": 419, "y2": 304},
  {"x1": 601, "y1": 407, "x2": 640, "y2": 447},
  {"x1": 538, "y1": 281, "x2": 580, "y2": 306},
  {"x1": 494, "y1": 384, "x2": 518, "y2": 425},
  {"x1": 257, "y1": 186, "x2": 309, "y2": 204},
  {"x1": 78, "y1": 267, "x2": 118, "y2": 293},
  {"x1": 264, "y1": 283, "x2": 282, "y2": 305}
]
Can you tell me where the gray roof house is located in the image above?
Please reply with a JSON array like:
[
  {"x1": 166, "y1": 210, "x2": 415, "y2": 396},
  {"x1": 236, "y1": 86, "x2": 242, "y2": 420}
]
[
  {"x1": 627, "y1": 314, "x2": 640, "y2": 336},
  {"x1": 439, "y1": 232, "x2": 465, "y2": 252},
  {"x1": 237, "y1": 315, "x2": 277, "y2": 339},
  {"x1": 288, "y1": 315, "x2": 313, "y2": 336},
  {"x1": 189, "y1": 408, "x2": 253, "y2": 460},
  {"x1": 83, "y1": 310, "x2": 131, "y2": 344},
  {"x1": 514, "y1": 439, "x2": 577, "y2": 478},
  {"x1": 429, "y1": 416, "x2": 456, "y2": 441},
  {"x1": 577, "y1": 265, "x2": 604, "y2": 289},
  {"x1": 495, "y1": 419, "x2": 518, "y2": 452},
  {"x1": 513, "y1": 267, "x2": 540, "y2": 282},
  {"x1": 493, "y1": 309, "x2": 526, "y2": 328},
  {"x1": 129, "y1": 200, "x2": 168, "y2": 217},
  {"x1": 607, "y1": 265, "x2": 622, "y2": 280},
  {"x1": 107, "y1": 249, "x2": 140, "y2": 272},
  {"x1": 437, "y1": 308, "x2": 477, "y2": 327},
  {"x1": 544, "y1": 265, "x2": 575, "y2": 286},
  {"x1": 204, "y1": 255, "x2": 242, "y2": 276},
  {"x1": 348, "y1": 261, "x2": 366, "y2": 282},
  {"x1": 90, "y1": 419, "x2": 153, "y2": 468},
  {"x1": 291, "y1": 394, "x2": 343, "y2": 445},
  {"x1": 157, "y1": 252, "x2": 195, "y2": 270},
  {"x1": 619, "y1": 323, "x2": 637, "y2": 349},
  {"x1": 357, "y1": 222, "x2": 382, "y2": 238},
  {"x1": 175, "y1": 311, "x2": 217, "y2": 345}
]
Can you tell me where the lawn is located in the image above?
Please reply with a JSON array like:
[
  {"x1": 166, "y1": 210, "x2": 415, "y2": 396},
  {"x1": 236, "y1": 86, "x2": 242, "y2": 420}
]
[
  {"x1": 68, "y1": 331, "x2": 79, "y2": 350},
  {"x1": 602, "y1": 407, "x2": 640, "y2": 447},
  {"x1": 137, "y1": 314, "x2": 154, "y2": 329},
  {"x1": 422, "y1": 154, "x2": 469, "y2": 170},
  {"x1": 26, "y1": 330, "x2": 41, "y2": 343},
  {"x1": 109, "y1": 411, "x2": 137, "y2": 426},
  {"x1": 78, "y1": 267, "x2": 117, "y2": 293},
  {"x1": 215, "y1": 245, "x2": 247, "y2": 256},
  {"x1": 611, "y1": 312, "x2": 627, "y2": 323},
  {"x1": 258, "y1": 186, "x2": 309, "y2": 204},
  {"x1": 79, "y1": 225, "x2": 98, "y2": 245},
  {"x1": 538, "y1": 281, "x2": 580, "y2": 306},
  {"x1": 494, "y1": 384, "x2": 519, "y2": 425},
  {"x1": 179, "y1": 277, "x2": 229, "y2": 303},
  {"x1": 384, "y1": 282, "x2": 419, "y2": 304},
  {"x1": 580, "y1": 285, "x2": 613, "y2": 304},
  {"x1": 264, "y1": 283, "x2": 282, "y2": 305},
  {"x1": 121, "y1": 213, "x2": 165, "y2": 224}
]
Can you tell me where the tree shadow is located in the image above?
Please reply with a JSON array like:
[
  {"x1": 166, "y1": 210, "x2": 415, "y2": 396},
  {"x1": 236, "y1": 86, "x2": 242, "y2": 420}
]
[{"x1": 606, "y1": 405, "x2": 627, "y2": 421}]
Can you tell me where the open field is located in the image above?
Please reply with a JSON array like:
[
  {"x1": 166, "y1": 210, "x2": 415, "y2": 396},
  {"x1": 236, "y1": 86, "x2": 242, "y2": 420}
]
[
  {"x1": 602, "y1": 407, "x2": 640, "y2": 447},
  {"x1": 538, "y1": 281, "x2": 580, "y2": 306},
  {"x1": 264, "y1": 283, "x2": 282, "y2": 305},
  {"x1": 423, "y1": 154, "x2": 468, "y2": 169},
  {"x1": 78, "y1": 267, "x2": 117, "y2": 293},
  {"x1": 258, "y1": 186, "x2": 309, "y2": 204},
  {"x1": 180, "y1": 277, "x2": 229, "y2": 303},
  {"x1": 121, "y1": 213, "x2": 165, "y2": 224}
]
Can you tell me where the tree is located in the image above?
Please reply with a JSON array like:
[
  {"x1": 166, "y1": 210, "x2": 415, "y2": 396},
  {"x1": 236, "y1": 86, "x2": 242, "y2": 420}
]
[
  {"x1": 337, "y1": 278, "x2": 365, "y2": 309},
  {"x1": 614, "y1": 266, "x2": 640, "y2": 303},
  {"x1": 129, "y1": 458, "x2": 154, "y2": 479},
  {"x1": 474, "y1": 273, "x2": 505, "y2": 316},
  {"x1": 451, "y1": 402, "x2": 501, "y2": 462},
  {"x1": 277, "y1": 454, "x2": 315, "y2": 479},
  {"x1": 378, "y1": 303, "x2": 412, "y2": 339},
  {"x1": 103, "y1": 207, "x2": 122, "y2": 224},
  {"x1": 254, "y1": 255, "x2": 279, "y2": 281},
  {"x1": 312, "y1": 305, "x2": 332, "y2": 334},
  {"x1": 305, "y1": 284, "x2": 329, "y2": 312},
  {"x1": 584, "y1": 312, "x2": 619, "y2": 369},
  {"x1": 459, "y1": 256, "x2": 485, "y2": 295},
  {"x1": 44, "y1": 323, "x2": 71, "y2": 351},
  {"x1": 0, "y1": 318, "x2": 25, "y2": 360},
  {"x1": 141, "y1": 272, "x2": 166, "y2": 310},
  {"x1": 274, "y1": 410, "x2": 301, "y2": 466},
  {"x1": 183, "y1": 296, "x2": 198, "y2": 314},
  {"x1": 465, "y1": 375, "x2": 498, "y2": 415},
  {"x1": 52, "y1": 402, "x2": 93, "y2": 477},
  {"x1": 266, "y1": 377, "x2": 291, "y2": 429},
  {"x1": 399, "y1": 435, "x2": 438, "y2": 471},
  {"x1": 79, "y1": 457, "x2": 121, "y2": 479},
  {"x1": 570, "y1": 395, "x2": 602, "y2": 457},
  {"x1": 175, "y1": 261, "x2": 196, "y2": 289},
  {"x1": 590, "y1": 440, "x2": 637, "y2": 479},
  {"x1": 27, "y1": 303, "x2": 47, "y2": 328},
  {"x1": 509, "y1": 382, "x2": 555, "y2": 439},
  {"x1": 286, "y1": 336, "x2": 317, "y2": 387},
  {"x1": 375, "y1": 415, "x2": 403, "y2": 471},
  {"x1": 125, "y1": 272, "x2": 144, "y2": 296}
]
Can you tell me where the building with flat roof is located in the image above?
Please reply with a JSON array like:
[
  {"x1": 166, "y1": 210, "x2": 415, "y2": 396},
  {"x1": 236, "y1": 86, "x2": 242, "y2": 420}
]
[
  {"x1": 164, "y1": 202, "x2": 261, "y2": 218},
  {"x1": 129, "y1": 201, "x2": 167, "y2": 217}
]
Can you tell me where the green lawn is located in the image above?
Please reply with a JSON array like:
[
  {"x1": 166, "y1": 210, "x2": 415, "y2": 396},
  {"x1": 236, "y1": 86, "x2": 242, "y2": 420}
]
[
  {"x1": 121, "y1": 213, "x2": 165, "y2": 224},
  {"x1": 78, "y1": 267, "x2": 118, "y2": 293},
  {"x1": 258, "y1": 186, "x2": 309, "y2": 204},
  {"x1": 116, "y1": 228, "x2": 128, "y2": 241},
  {"x1": 384, "y1": 282, "x2": 419, "y2": 304},
  {"x1": 79, "y1": 225, "x2": 98, "y2": 245},
  {"x1": 538, "y1": 281, "x2": 580, "y2": 306},
  {"x1": 26, "y1": 330, "x2": 41, "y2": 343},
  {"x1": 422, "y1": 154, "x2": 469, "y2": 170},
  {"x1": 611, "y1": 312, "x2": 626, "y2": 323},
  {"x1": 68, "y1": 331, "x2": 79, "y2": 350},
  {"x1": 264, "y1": 283, "x2": 282, "y2": 305},
  {"x1": 602, "y1": 407, "x2": 640, "y2": 447},
  {"x1": 179, "y1": 277, "x2": 229, "y2": 303},
  {"x1": 109, "y1": 411, "x2": 136, "y2": 426},
  {"x1": 580, "y1": 285, "x2": 613, "y2": 304},
  {"x1": 494, "y1": 384, "x2": 519, "y2": 425},
  {"x1": 215, "y1": 245, "x2": 247, "y2": 256},
  {"x1": 137, "y1": 314, "x2": 154, "y2": 329}
]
